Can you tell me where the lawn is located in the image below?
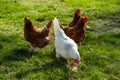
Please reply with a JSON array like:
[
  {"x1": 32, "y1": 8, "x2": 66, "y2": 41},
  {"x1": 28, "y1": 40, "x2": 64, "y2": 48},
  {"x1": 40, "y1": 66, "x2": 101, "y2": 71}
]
[{"x1": 0, "y1": 0, "x2": 120, "y2": 80}]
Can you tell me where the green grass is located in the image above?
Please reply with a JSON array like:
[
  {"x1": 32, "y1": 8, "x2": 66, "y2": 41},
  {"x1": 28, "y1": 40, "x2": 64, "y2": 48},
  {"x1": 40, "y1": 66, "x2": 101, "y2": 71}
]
[{"x1": 0, "y1": 0, "x2": 120, "y2": 80}]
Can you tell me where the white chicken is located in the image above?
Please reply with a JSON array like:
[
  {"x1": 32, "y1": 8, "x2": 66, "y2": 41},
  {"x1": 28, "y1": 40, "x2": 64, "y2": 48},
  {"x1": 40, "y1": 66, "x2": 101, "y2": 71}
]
[{"x1": 53, "y1": 18, "x2": 81, "y2": 66}]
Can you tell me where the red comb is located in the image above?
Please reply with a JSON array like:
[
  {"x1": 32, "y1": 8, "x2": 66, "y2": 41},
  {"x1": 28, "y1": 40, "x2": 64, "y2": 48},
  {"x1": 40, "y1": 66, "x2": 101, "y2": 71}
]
[
  {"x1": 74, "y1": 59, "x2": 80, "y2": 64},
  {"x1": 83, "y1": 16, "x2": 88, "y2": 22}
]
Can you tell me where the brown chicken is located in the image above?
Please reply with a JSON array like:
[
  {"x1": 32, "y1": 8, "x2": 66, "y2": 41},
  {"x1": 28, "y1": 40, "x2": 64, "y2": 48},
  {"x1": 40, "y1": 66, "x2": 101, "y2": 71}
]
[
  {"x1": 61, "y1": 16, "x2": 88, "y2": 44},
  {"x1": 69, "y1": 8, "x2": 81, "y2": 27},
  {"x1": 24, "y1": 17, "x2": 52, "y2": 48}
]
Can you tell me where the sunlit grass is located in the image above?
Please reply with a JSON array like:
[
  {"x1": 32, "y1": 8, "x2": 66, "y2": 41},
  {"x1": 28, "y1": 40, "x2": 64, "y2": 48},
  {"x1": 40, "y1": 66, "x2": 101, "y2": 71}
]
[{"x1": 0, "y1": 0, "x2": 120, "y2": 79}]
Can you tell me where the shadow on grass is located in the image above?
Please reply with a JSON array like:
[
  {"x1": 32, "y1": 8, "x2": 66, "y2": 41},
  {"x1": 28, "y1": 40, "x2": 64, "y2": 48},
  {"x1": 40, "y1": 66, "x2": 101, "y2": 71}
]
[
  {"x1": 15, "y1": 49, "x2": 75, "y2": 80},
  {"x1": 0, "y1": 33, "x2": 38, "y2": 63},
  {"x1": 1, "y1": 47, "x2": 37, "y2": 63},
  {"x1": 15, "y1": 60, "x2": 69, "y2": 79}
]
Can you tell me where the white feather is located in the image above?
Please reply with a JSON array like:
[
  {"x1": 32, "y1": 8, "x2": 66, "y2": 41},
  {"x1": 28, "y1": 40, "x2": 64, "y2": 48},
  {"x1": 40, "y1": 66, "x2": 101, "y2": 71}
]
[{"x1": 53, "y1": 18, "x2": 80, "y2": 60}]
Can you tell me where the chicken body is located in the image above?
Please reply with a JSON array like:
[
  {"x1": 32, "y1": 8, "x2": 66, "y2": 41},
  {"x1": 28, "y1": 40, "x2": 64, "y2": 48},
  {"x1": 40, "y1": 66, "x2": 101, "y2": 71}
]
[
  {"x1": 53, "y1": 18, "x2": 80, "y2": 65},
  {"x1": 24, "y1": 17, "x2": 52, "y2": 48},
  {"x1": 60, "y1": 8, "x2": 88, "y2": 44},
  {"x1": 62, "y1": 16, "x2": 88, "y2": 44}
]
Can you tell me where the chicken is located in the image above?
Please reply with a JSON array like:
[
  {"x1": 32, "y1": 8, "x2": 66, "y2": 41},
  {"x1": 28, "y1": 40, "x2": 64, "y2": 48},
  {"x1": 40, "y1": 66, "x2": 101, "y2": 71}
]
[
  {"x1": 24, "y1": 17, "x2": 52, "y2": 48},
  {"x1": 60, "y1": 16, "x2": 88, "y2": 44},
  {"x1": 53, "y1": 18, "x2": 80, "y2": 66},
  {"x1": 69, "y1": 8, "x2": 81, "y2": 27}
]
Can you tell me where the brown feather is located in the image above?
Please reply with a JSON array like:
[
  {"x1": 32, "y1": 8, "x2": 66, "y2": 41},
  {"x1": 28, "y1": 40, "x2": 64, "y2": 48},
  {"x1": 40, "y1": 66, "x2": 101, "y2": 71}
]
[
  {"x1": 62, "y1": 16, "x2": 88, "y2": 44},
  {"x1": 24, "y1": 17, "x2": 52, "y2": 48}
]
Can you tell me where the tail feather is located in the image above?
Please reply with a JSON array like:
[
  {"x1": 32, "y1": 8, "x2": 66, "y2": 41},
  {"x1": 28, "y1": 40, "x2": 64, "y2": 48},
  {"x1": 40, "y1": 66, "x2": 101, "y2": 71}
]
[
  {"x1": 53, "y1": 18, "x2": 63, "y2": 34},
  {"x1": 24, "y1": 17, "x2": 31, "y2": 24},
  {"x1": 53, "y1": 18, "x2": 61, "y2": 31},
  {"x1": 69, "y1": 8, "x2": 80, "y2": 27},
  {"x1": 24, "y1": 17, "x2": 33, "y2": 28},
  {"x1": 53, "y1": 18, "x2": 67, "y2": 38},
  {"x1": 46, "y1": 19, "x2": 53, "y2": 28}
]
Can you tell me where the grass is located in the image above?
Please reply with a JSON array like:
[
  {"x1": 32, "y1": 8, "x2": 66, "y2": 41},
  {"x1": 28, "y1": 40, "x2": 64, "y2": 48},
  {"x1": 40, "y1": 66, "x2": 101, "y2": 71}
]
[{"x1": 0, "y1": 0, "x2": 120, "y2": 80}]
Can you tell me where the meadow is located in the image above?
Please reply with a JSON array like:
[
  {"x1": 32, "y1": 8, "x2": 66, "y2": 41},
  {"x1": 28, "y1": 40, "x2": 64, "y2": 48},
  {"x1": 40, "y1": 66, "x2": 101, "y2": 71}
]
[{"x1": 0, "y1": 0, "x2": 120, "y2": 80}]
